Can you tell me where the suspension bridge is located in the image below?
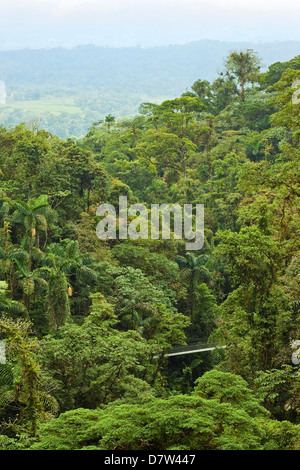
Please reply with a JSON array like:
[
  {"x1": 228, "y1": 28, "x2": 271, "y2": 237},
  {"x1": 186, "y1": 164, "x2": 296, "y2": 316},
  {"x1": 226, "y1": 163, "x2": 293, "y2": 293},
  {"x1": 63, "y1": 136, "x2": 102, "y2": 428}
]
[{"x1": 154, "y1": 339, "x2": 226, "y2": 358}]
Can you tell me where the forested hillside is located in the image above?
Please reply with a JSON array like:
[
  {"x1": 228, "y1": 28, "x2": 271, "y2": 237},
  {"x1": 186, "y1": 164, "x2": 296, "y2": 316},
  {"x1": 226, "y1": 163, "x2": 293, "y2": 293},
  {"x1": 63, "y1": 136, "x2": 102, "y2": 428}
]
[
  {"x1": 0, "y1": 51, "x2": 299, "y2": 450},
  {"x1": 0, "y1": 40, "x2": 300, "y2": 138}
]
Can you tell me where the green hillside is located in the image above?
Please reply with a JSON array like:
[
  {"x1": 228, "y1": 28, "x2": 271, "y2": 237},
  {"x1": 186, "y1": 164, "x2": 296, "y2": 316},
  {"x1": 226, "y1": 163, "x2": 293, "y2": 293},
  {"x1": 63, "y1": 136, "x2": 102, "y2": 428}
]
[{"x1": 0, "y1": 40, "x2": 299, "y2": 137}]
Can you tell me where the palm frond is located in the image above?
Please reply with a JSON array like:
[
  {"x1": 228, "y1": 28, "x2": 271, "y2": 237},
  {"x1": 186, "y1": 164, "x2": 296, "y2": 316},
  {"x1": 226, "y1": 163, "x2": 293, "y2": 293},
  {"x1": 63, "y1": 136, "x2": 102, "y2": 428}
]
[
  {"x1": 14, "y1": 201, "x2": 32, "y2": 216},
  {"x1": 0, "y1": 364, "x2": 14, "y2": 387},
  {"x1": 35, "y1": 214, "x2": 47, "y2": 230},
  {"x1": 78, "y1": 265, "x2": 97, "y2": 283}
]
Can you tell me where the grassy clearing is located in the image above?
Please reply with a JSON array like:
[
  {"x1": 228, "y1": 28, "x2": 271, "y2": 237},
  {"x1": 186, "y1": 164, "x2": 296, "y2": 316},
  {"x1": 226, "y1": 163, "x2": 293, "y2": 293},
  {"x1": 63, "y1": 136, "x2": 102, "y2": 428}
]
[{"x1": 4, "y1": 97, "x2": 83, "y2": 116}]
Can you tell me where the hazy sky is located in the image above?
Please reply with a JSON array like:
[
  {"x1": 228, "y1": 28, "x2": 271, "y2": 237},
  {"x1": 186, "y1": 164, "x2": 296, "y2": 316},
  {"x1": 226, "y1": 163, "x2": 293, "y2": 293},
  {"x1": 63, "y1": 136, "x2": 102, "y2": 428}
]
[{"x1": 0, "y1": 0, "x2": 299, "y2": 49}]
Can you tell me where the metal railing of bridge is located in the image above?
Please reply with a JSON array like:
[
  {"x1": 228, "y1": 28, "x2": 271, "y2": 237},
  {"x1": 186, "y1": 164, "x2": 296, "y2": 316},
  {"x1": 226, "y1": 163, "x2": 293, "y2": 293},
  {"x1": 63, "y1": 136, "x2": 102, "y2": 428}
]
[{"x1": 153, "y1": 340, "x2": 226, "y2": 359}]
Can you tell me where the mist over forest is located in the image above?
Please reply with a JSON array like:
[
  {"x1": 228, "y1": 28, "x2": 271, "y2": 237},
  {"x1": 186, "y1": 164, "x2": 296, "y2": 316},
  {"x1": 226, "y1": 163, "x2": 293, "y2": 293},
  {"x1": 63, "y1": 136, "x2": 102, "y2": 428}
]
[{"x1": 0, "y1": 40, "x2": 299, "y2": 137}]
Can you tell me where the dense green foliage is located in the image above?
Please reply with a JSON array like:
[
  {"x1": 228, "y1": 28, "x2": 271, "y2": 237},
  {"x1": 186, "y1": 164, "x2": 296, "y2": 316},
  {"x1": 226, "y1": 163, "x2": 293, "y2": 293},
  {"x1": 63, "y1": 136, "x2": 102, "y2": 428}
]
[
  {"x1": 0, "y1": 50, "x2": 299, "y2": 450},
  {"x1": 0, "y1": 41, "x2": 300, "y2": 138}
]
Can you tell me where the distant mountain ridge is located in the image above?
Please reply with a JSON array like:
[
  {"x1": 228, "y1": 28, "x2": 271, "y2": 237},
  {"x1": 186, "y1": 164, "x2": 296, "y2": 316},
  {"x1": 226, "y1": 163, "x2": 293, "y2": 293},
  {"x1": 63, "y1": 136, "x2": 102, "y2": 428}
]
[
  {"x1": 0, "y1": 40, "x2": 299, "y2": 95},
  {"x1": 0, "y1": 40, "x2": 299, "y2": 138}
]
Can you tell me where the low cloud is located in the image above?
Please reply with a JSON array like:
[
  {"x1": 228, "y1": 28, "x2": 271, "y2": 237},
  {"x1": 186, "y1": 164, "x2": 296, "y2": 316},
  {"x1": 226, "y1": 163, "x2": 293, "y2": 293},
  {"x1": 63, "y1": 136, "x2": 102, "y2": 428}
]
[{"x1": 0, "y1": 0, "x2": 299, "y2": 48}]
